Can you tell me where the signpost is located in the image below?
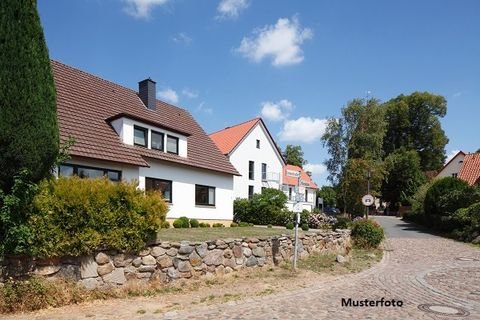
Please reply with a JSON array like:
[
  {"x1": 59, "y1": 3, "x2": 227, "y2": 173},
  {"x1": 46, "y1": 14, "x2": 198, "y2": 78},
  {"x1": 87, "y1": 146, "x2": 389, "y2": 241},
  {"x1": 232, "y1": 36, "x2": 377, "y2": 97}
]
[
  {"x1": 292, "y1": 170, "x2": 302, "y2": 271},
  {"x1": 362, "y1": 194, "x2": 374, "y2": 219}
]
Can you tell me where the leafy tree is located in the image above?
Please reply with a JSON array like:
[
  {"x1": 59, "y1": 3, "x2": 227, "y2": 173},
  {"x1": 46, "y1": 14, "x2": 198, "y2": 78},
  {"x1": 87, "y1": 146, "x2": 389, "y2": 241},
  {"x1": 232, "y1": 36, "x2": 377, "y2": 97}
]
[
  {"x1": 383, "y1": 92, "x2": 448, "y2": 171},
  {"x1": 283, "y1": 145, "x2": 306, "y2": 168},
  {"x1": 316, "y1": 186, "x2": 336, "y2": 207},
  {"x1": 382, "y1": 149, "x2": 425, "y2": 211},
  {"x1": 0, "y1": 0, "x2": 59, "y2": 192}
]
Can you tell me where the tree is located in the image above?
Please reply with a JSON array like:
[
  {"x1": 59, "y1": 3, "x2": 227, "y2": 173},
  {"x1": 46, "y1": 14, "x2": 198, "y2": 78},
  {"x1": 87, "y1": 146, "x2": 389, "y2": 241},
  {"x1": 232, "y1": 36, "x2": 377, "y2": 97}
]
[
  {"x1": 0, "y1": 0, "x2": 59, "y2": 192},
  {"x1": 283, "y1": 145, "x2": 306, "y2": 168},
  {"x1": 383, "y1": 92, "x2": 448, "y2": 171},
  {"x1": 316, "y1": 186, "x2": 336, "y2": 207}
]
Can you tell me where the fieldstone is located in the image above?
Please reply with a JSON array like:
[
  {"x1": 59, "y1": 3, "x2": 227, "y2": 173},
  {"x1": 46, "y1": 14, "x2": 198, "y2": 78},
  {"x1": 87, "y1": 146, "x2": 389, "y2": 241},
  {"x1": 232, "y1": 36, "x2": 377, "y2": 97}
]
[
  {"x1": 196, "y1": 243, "x2": 208, "y2": 258},
  {"x1": 138, "y1": 265, "x2": 156, "y2": 273},
  {"x1": 142, "y1": 255, "x2": 156, "y2": 266},
  {"x1": 97, "y1": 262, "x2": 114, "y2": 276},
  {"x1": 243, "y1": 247, "x2": 252, "y2": 257},
  {"x1": 224, "y1": 257, "x2": 236, "y2": 269},
  {"x1": 34, "y1": 265, "x2": 61, "y2": 276},
  {"x1": 472, "y1": 236, "x2": 480, "y2": 245},
  {"x1": 225, "y1": 267, "x2": 233, "y2": 274},
  {"x1": 242, "y1": 242, "x2": 249, "y2": 248},
  {"x1": 252, "y1": 247, "x2": 265, "y2": 257},
  {"x1": 171, "y1": 242, "x2": 181, "y2": 248},
  {"x1": 247, "y1": 237, "x2": 259, "y2": 243},
  {"x1": 224, "y1": 249, "x2": 233, "y2": 259},
  {"x1": 204, "y1": 249, "x2": 224, "y2": 266},
  {"x1": 246, "y1": 256, "x2": 258, "y2": 267},
  {"x1": 157, "y1": 255, "x2": 173, "y2": 268},
  {"x1": 215, "y1": 240, "x2": 226, "y2": 246},
  {"x1": 248, "y1": 243, "x2": 257, "y2": 249},
  {"x1": 235, "y1": 257, "x2": 244, "y2": 265},
  {"x1": 138, "y1": 248, "x2": 151, "y2": 256},
  {"x1": 125, "y1": 265, "x2": 137, "y2": 274},
  {"x1": 179, "y1": 271, "x2": 192, "y2": 278},
  {"x1": 160, "y1": 242, "x2": 171, "y2": 249},
  {"x1": 113, "y1": 253, "x2": 133, "y2": 267},
  {"x1": 132, "y1": 257, "x2": 142, "y2": 267},
  {"x1": 80, "y1": 278, "x2": 102, "y2": 290},
  {"x1": 166, "y1": 248, "x2": 178, "y2": 256},
  {"x1": 189, "y1": 251, "x2": 202, "y2": 267},
  {"x1": 151, "y1": 246, "x2": 167, "y2": 257},
  {"x1": 167, "y1": 267, "x2": 179, "y2": 279},
  {"x1": 80, "y1": 256, "x2": 98, "y2": 279},
  {"x1": 178, "y1": 245, "x2": 194, "y2": 255},
  {"x1": 136, "y1": 272, "x2": 152, "y2": 279},
  {"x1": 177, "y1": 260, "x2": 192, "y2": 273},
  {"x1": 336, "y1": 255, "x2": 346, "y2": 264},
  {"x1": 56, "y1": 264, "x2": 80, "y2": 281},
  {"x1": 216, "y1": 265, "x2": 225, "y2": 276},
  {"x1": 151, "y1": 270, "x2": 168, "y2": 282},
  {"x1": 233, "y1": 245, "x2": 243, "y2": 258},
  {"x1": 208, "y1": 245, "x2": 217, "y2": 250},
  {"x1": 103, "y1": 268, "x2": 126, "y2": 285},
  {"x1": 257, "y1": 258, "x2": 266, "y2": 267},
  {"x1": 95, "y1": 252, "x2": 110, "y2": 265}
]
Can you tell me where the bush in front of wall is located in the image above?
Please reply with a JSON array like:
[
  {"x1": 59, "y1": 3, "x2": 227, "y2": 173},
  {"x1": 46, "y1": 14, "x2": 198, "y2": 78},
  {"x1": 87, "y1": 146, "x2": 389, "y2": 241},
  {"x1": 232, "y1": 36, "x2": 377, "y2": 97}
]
[
  {"x1": 267, "y1": 224, "x2": 273, "y2": 228},
  {"x1": 286, "y1": 222, "x2": 294, "y2": 230},
  {"x1": 230, "y1": 222, "x2": 238, "y2": 227},
  {"x1": 173, "y1": 216, "x2": 190, "y2": 228},
  {"x1": 301, "y1": 223, "x2": 309, "y2": 231},
  {"x1": 212, "y1": 223, "x2": 225, "y2": 228},
  {"x1": 160, "y1": 221, "x2": 170, "y2": 229},
  {"x1": 199, "y1": 222, "x2": 211, "y2": 228},
  {"x1": 351, "y1": 219, "x2": 384, "y2": 249},
  {"x1": 189, "y1": 219, "x2": 200, "y2": 228}
]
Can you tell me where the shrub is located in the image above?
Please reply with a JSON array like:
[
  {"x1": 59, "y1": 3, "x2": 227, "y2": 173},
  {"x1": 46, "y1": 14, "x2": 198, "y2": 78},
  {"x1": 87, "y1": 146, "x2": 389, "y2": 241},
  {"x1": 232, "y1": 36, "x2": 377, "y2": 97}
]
[
  {"x1": 301, "y1": 223, "x2": 309, "y2": 231},
  {"x1": 332, "y1": 217, "x2": 351, "y2": 230},
  {"x1": 160, "y1": 221, "x2": 170, "y2": 229},
  {"x1": 173, "y1": 216, "x2": 190, "y2": 229},
  {"x1": 28, "y1": 177, "x2": 167, "y2": 256},
  {"x1": 212, "y1": 223, "x2": 225, "y2": 228},
  {"x1": 286, "y1": 222, "x2": 294, "y2": 230},
  {"x1": 230, "y1": 222, "x2": 238, "y2": 227},
  {"x1": 351, "y1": 219, "x2": 384, "y2": 248},
  {"x1": 267, "y1": 224, "x2": 272, "y2": 228},
  {"x1": 233, "y1": 189, "x2": 287, "y2": 225},
  {"x1": 238, "y1": 222, "x2": 250, "y2": 227},
  {"x1": 199, "y1": 222, "x2": 211, "y2": 228},
  {"x1": 189, "y1": 219, "x2": 199, "y2": 228}
]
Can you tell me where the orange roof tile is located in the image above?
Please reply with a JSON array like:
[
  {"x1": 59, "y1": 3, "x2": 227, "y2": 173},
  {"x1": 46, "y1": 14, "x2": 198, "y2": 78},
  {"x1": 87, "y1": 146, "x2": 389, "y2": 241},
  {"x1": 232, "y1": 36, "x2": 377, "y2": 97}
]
[
  {"x1": 209, "y1": 118, "x2": 260, "y2": 155},
  {"x1": 459, "y1": 152, "x2": 480, "y2": 186},
  {"x1": 283, "y1": 164, "x2": 318, "y2": 189}
]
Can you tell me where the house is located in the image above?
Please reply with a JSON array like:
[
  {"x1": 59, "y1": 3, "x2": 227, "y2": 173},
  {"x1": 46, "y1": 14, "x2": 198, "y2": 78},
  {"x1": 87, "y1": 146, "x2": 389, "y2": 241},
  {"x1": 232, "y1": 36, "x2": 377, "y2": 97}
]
[
  {"x1": 436, "y1": 151, "x2": 466, "y2": 178},
  {"x1": 282, "y1": 164, "x2": 318, "y2": 212},
  {"x1": 209, "y1": 118, "x2": 285, "y2": 199},
  {"x1": 52, "y1": 60, "x2": 239, "y2": 223},
  {"x1": 458, "y1": 152, "x2": 480, "y2": 186}
]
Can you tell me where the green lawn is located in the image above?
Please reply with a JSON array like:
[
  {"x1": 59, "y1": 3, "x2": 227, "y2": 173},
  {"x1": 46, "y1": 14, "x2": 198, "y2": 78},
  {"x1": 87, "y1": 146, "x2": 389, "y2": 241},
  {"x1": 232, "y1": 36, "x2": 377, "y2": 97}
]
[{"x1": 156, "y1": 227, "x2": 297, "y2": 242}]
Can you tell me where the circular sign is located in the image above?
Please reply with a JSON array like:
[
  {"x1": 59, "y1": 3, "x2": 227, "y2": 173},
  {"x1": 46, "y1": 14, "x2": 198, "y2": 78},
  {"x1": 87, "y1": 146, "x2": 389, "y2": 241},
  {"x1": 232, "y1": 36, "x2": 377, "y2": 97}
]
[{"x1": 362, "y1": 194, "x2": 374, "y2": 206}]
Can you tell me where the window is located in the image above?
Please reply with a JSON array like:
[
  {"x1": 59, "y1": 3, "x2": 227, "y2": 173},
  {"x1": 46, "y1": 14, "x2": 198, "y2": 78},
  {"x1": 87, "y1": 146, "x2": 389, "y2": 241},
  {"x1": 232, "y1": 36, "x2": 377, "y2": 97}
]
[
  {"x1": 249, "y1": 161, "x2": 254, "y2": 180},
  {"x1": 134, "y1": 126, "x2": 148, "y2": 147},
  {"x1": 305, "y1": 189, "x2": 309, "y2": 202},
  {"x1": 145, "y1": 178, "x2": 172, "y2": 202},
  {"x1": 167, "y1": 135, "x2": 179, "y2": 154},
  {"x1": 151, "y1": 131, "x2": 164, "y2": 151},
  {"x1": 256, "y1": 139, "x2": 260, "y2": 149},
  {"x1": 195, "y1": 185, "x2": 215, "y2": 206},
  {"x1": 288, "y1": 187, "x2": 292, "y2": 201},
  {"x1": 59, "y1": 164, "x2": 121, "y2": 182},
  {"x1": 452, "y1": 173, "x2": 458, "y2": 178},
  {"x1": 261, "y1": 163, "x2": 267, "y2": 180},
  {"x1": 248, "y1": 185, "x2": 254, "y2": 199}
]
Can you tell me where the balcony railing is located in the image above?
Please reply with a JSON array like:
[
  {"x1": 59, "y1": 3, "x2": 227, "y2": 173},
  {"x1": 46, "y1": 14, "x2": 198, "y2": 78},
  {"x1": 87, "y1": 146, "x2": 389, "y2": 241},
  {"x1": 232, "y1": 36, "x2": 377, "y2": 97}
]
[{"x1": 262, "y1": 172, "x2": 280, "y2": 182}]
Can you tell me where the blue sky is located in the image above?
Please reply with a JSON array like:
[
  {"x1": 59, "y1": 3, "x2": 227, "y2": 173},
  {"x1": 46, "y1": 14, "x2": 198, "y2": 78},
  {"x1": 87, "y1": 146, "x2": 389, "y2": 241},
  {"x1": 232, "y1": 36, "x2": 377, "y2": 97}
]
[{"x1": 38, "y1": 0, "x2": 480, "y2": 186}]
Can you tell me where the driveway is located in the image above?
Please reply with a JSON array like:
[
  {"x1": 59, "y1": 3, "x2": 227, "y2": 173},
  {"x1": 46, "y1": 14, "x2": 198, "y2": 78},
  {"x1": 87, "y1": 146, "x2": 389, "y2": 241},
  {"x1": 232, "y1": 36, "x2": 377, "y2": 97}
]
[{"x1": 6, "y1": 217, "x2": 480, "y2": 319}]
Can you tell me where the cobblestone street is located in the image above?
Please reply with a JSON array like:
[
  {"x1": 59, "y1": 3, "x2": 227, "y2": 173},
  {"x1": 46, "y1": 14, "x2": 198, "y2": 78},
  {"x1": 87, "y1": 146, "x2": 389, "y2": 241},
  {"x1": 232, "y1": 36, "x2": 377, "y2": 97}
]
[{"x1": 6, "y1": 216, "x2": 480, "y2": 319}]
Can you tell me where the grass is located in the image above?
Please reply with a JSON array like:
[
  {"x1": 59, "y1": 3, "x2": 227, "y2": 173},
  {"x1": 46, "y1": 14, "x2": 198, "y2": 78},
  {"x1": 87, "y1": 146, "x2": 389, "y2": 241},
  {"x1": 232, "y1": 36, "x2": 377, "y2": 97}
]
[{"x1": 156, "y1": 226, "x2": 297, "y2": 242}]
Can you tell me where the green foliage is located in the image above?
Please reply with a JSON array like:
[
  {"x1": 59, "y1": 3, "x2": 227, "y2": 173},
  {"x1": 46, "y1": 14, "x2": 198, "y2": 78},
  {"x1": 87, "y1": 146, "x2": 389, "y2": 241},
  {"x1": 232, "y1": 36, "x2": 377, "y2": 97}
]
[
  {"x1": 233, "y1": 188, "x2": 288, "y2": 226},
  {"x1": 301, "y1": 223, "x2": 309, "y2": 231},
  {"x1": 267, "y1": 224, "x2": 273, "y2": 228},
  {"x1": 212, "y1": 223, "x2": 225, "y2": 228},
  {"x1": 238, "y1": 222, "x2": 251, "y2": 227},
  {"x1": 283, "y1": 145, "x2": 306, "y2": 168},
  {"x1": 189, "y1": 219, "x2": 200, "y2": 228},
  {"x1": 173, "y1": 217, "x2": 190, "y2": 229},
  {"x1": 28, "y1": 177, "x2": 167, "y2": 257},
  {"x1": 199, "y1": 222, "x2": 211, "y2": 228},
  {"x1": 332, "y1": 217, "x2": 352, "y2": 230},
  {"x1": 0, "y1": 0, "x2": 59, "y2": 192},
  {"x1": 286, "y1": 222, "x2": 294, "y2": 230},
  {"x1": 317, "y1": 186, "x2": 336, "y2": 207},
  {"x1": 351, "y1": 219, "x2": 384, "y2": 248},
  {"x1": 230, "y1": 222, "x2": 238, "y2": 227},
  {"x1": 160, "y1": 221, "x2": 170, "y2": 229},
  {"x1": 450, "y1": 202, "x2": 480, "y2": 241}
]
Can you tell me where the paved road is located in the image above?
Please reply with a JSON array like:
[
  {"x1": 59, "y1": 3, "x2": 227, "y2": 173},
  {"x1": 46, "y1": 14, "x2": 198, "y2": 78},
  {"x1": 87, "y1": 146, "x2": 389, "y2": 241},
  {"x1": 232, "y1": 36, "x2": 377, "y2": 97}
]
[{"x1": 7, "y1": 217, "x2": 480, "y2": 319}]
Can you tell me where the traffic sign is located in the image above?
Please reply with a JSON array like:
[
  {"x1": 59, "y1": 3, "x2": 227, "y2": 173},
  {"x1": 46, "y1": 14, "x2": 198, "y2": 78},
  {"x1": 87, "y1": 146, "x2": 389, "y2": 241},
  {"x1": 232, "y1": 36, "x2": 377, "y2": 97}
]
[{"x1": 362, "y1": 194, "x2": 374, "y2": 206}]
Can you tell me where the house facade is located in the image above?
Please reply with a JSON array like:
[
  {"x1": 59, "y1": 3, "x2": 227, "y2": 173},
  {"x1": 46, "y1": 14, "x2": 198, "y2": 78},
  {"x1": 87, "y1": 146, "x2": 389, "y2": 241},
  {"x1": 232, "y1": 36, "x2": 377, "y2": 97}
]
[
  {"x1": 282, "y1": 164, "x2": 318, "y2": 212},
  {"x1": 436, "y1": 151, "x2": 466, "y2": 178},
  {"x1": 436, "y1": 151, "x2": 480, "y2": 186},
  {"x1": 53, "y1": 61, "x2": 239, "y2": 222},
  {"x1": 209, "y1": 118, "x2": 285, "y2": 199}
]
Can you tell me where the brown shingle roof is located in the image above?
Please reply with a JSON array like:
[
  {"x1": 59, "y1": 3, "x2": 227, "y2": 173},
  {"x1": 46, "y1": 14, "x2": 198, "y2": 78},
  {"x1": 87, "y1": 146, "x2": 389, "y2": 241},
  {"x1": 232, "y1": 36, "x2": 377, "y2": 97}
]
[
  {"x1": 458, "y1": 152, "x2": 480, "y2": 186},
  {"x1": 52, "y1": 60, "x2": 239, "y2": 176}
]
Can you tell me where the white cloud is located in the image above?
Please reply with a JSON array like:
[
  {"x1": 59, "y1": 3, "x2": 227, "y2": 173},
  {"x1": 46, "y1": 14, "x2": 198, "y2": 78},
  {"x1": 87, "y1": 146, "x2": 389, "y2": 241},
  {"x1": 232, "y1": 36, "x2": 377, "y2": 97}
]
[
  {"x1": 123, "y1": 0, "x2": 169, "y2": 19},
  {"x1": 236, "y1": 16, "x2": 313, "y2": 67},
  {"x1": 304, "y1": 163, "x2": 327, "y2": 175},
  {"x1": 196, "y1": 101, "x2": 213, "y2": 114},
  {"x1": 182, "y1": 88, "x2": 199, "y2": 99},
  {"x1": 172, "y1": 32, "x2": 192, "y2": 45},
  {"x1": 445, "y1": 150, "x2": 461, "y2": 164},
  {"x1": 158, "y1": 88, "x2": 179, "y2": 104},
  {"x1": 260, "y1": 99, "x2": 294, "y2": 122},
  {"x1": 217, "y1": 0, "x2": 249, "y2": 19},
  {"x1": 279, "y1": 117, "x2": 327, "y2": 143},
  {"x1": 452, "y1": 91, "x2": 464, "y2": 98}
]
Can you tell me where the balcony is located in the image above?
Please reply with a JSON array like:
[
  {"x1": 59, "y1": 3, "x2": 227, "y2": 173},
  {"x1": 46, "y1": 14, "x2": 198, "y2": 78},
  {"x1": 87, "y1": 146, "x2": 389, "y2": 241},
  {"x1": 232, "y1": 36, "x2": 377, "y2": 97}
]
[{"x1": 262, "y1": 172, "x2": 280, "y2": 182}]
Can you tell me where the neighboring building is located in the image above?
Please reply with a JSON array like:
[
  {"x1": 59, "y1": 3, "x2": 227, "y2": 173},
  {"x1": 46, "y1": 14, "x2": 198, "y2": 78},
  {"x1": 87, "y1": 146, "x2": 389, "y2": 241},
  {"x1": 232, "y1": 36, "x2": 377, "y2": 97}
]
[
  {"x1": 209, "y1": 118, "x2": 285, "y2": 199},
  {"x1": 459, "y1": 152, "x2": 480, "y2": 186},
  {"x1": 52, "y1": 60, "x2": 239, "y2": 222},
  {"x1": 282, "y1": 164, "x2": 318, "y2": 212},
  {"x1": 436, "y1": 151, "x2": 466, "y2": 178}
]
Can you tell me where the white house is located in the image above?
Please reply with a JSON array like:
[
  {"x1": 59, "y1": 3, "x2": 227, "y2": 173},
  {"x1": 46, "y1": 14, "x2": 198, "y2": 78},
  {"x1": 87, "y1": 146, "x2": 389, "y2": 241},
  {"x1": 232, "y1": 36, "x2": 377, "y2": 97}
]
[
  {"x1": 436, "y1": 151, "x2": 466, "y2": 179},
  {"x1": 209, "y1": 118, "x2": 285, "y2": 199},
  {"x1": 52, "y1": 60, "x2": 239, "y2": 223},
  {"x1": 282, "y1": 164, "x2": 318, "y2": 212}
]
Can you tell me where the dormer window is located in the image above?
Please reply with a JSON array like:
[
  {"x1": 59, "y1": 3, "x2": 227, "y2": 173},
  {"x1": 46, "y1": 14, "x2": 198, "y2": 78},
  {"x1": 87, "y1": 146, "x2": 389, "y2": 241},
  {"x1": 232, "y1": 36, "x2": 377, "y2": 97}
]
[
  {"x1": 151, "y1": 130, "x2": 164, "y2": 151},
  {"x1": 167, "y1": 135, "x2": 179, "y2": 154},
  {"x1": 134, "y1": 126, "x2": 148, "y2": 147}
]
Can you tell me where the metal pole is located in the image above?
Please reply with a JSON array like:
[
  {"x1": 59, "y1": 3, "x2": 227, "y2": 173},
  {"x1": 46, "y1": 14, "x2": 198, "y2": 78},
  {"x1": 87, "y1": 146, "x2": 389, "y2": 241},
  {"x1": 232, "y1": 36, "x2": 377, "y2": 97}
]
[
  {"x1": 293, "y1": 170, "x2": 301, "y2": 271},
  {"x1": 366, "y1": 169, "x2": 371, "y2": 219}
]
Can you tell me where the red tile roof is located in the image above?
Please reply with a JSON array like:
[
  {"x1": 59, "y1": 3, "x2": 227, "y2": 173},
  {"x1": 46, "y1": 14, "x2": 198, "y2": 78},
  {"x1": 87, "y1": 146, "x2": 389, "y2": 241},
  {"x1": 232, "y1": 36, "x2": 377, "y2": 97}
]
[
  {"x1": 52, "y1": 60, "x2": 239, "y2": 176},
  {"x1": 209, "y1": 118, "x2": 260, "y2": 155},
  {"x1": 283, "y1": 164, "x2": 318, "y2": 189},
  {"x1": 459, "y1": 152, "x2": 480, "y2": 186}
]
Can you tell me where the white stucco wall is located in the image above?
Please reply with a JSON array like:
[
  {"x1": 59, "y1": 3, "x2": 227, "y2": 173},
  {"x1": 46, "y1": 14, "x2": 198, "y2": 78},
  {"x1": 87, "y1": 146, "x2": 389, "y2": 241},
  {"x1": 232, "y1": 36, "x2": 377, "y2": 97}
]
[
  {"x1": 437, "y1": 153, "x2": 465, "y2": 178},
  {"x1": 139, "y1": 160, "x2": 234, "y2": 221},
  {"x1": 228, "y1": 123, "x2": 284, "y2": 199}
]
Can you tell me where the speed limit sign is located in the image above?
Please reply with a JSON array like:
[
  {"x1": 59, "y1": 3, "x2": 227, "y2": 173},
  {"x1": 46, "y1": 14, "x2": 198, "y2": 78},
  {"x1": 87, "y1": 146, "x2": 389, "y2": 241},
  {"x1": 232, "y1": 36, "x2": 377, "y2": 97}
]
[{"x1": 362, "y1": 194, "x2": 374, "y2": 206}]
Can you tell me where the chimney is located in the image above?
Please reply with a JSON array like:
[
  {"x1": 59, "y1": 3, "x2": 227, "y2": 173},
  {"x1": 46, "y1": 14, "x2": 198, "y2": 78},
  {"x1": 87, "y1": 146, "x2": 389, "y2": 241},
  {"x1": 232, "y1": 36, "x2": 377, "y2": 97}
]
[
  {"x1": 138, "y1": 78, "x2": 156, "y2": 110},
  {"x1": 306, "y1": 171, "x2": 312, "y2": 177}
]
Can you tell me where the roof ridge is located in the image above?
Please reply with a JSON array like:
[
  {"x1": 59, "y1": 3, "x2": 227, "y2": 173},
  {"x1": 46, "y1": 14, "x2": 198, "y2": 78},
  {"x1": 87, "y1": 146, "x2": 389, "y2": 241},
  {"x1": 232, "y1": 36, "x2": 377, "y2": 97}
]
[{"x1": 209, "y1": 117, "x2": 260, "y2": 135}]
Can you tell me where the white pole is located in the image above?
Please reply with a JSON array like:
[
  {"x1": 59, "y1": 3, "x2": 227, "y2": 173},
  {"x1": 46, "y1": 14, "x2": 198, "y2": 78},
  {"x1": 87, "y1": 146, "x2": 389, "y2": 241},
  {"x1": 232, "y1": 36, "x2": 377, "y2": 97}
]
[{"x1": 293, "y1": 170, "x2": 301, "y2": 271}]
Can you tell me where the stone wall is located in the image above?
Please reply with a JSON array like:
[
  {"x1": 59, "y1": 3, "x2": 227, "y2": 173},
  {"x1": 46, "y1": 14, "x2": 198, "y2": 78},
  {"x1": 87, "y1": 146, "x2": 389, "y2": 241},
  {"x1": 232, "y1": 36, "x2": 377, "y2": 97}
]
[{"x1": 0, "y1": 230, "x2": 350, "y2": 288}]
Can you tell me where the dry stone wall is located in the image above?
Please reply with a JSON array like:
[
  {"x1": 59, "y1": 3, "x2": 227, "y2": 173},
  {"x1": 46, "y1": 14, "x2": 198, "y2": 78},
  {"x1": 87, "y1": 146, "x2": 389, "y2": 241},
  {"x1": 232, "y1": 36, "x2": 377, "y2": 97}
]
[{"x1": 0, "y1": 230, "x2": 350, "y2": 289}]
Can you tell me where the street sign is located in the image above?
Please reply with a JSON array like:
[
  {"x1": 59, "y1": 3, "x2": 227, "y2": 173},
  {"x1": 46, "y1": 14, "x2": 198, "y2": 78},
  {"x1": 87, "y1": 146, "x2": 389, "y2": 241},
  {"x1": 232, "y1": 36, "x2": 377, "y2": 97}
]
[
  {"x1": 286, "y1": 169, "x2": 300, "y2": 178},
  {"x1": 293, "y1": 202, "x2": 302, "y2": 213},
  {"x1": 362, "y1": 194, "x2": 374, "y2": 206}
]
